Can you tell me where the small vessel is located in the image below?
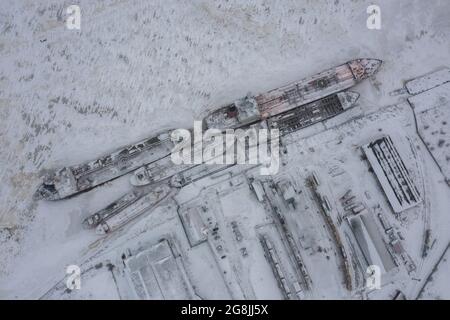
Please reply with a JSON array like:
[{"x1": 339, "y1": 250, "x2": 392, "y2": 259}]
[
  {"x1": 131, "y1": 92, "x2": 359, "y2": 186},
  {"x1": 82, "y1": 190, "x2": 142, "y2": 229}
]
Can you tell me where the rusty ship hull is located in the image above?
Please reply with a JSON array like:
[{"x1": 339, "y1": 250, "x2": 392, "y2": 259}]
[{"x1": 203, "y1": 58, "x2": 380, "y2": 130}]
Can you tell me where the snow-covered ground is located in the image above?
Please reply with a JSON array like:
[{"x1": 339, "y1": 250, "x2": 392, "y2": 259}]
[{"x1": 0, "y1": 0, "x2": 449, "y2": 299}]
